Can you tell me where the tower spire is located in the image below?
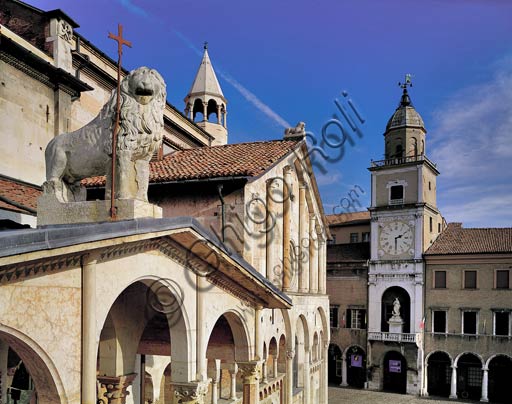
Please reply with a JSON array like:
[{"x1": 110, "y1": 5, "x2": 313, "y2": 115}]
[{"x1": 184, "y1": 43, "x2": 228, "y2": 146}]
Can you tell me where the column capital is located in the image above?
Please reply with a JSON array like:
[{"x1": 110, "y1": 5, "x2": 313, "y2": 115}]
[
  {"x1": 299, "y1": 181, "x2": 308, "y2": 190},
  {"x1": 286, "y1": 349, "x2": 295, "y2": 360},
  {"x1": 482, "y1": 366, "x2": 489, "y2": 372},
  {"x1": 237, "y1": 361, "x2": 262, "y2": 384},
  {"x1": 97, "y1": 373, "x2": 137, "y2": 404},
  {"x1": 172, "y1": 380, "x2": 209, "y2": 403}
]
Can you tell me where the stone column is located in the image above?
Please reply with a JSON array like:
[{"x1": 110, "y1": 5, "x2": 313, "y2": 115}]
[
  {"x1": 298, "y1": 182, "x2": 309, "y2": 293},
  {"x1": 97, "y1": 373, "x2": 137, "y2": 404},
  {"x1": 210, "y1": 359, "x2": 221, "y2": 404},
  {"x1": 262, "y1": 361, "x2": 268, "y2": 384},
  {"x1": 238, "y1": 361, "x2": 262, "y2": 404},
  {"x1": 266, "y1": 178, "x2": 279, "y2": 283},
  {"x1": 309, "y1": 215, "x2": 318, "y2": 293},
  {"x1": 202, "y1": 102, "x2": 208, "y2": 121},
  {"x1": 449, "y1": 365, "x2": 457, "y2": 399},
  {"x1": 304, "y1": 349, "x2": 311, "y2": 404},
  {"x1": 423, "y1": 362, "x2": 429, "y2": 397},
  {"x1": 273, "y1": 356, "x2": 279, "y2": 379},
  {"x1": 171, "y1": 381, "x2": 209, "y2": 404},
  {"x1": 223, "y1": 110, "x2": 228, "y2": 128},
  {"x1": 0, "y1": 340, "x2": 8, "y2": 404},
  {"x1": 322, "y1": 343, "x2": 329, "y2": 404},
  {"x1": 282, "y1": 166, "x2": 293, "y2": 291},
  {"x1": 318, "y1": 234, "x2": 326, "y2": 294},
  {"x1": 480, "y1": 366, "x2": 489, "y2": 402},
  {"x1": 286, "y1": 350, "x2": 295, "y2": 404},
  {"x1": 340, "y1": 354, "x2": 348, "y2": 387},
  {"x1": 217, "y1": 105, "x2": 222, "y2": 124},
  {"x1": 229, "y1": 364, "x2": 238, "y2": 400},
  {"x1": 82, "y1": 253, "x2": 97, "y2": 404},
  {"x1": 255, "y1": 306, "x2": 263, "y2": 360},
  {"x1": 197, "y1": 275, "x2": 207, "y2": 381}
]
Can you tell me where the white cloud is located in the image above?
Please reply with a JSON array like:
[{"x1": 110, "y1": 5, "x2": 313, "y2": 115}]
[
  {"x1": 429, "y1": 65, "x2": 512, "y2": 227},
  {"x1": 116, "y1": 0, "x2": 148, "y2": 17}
]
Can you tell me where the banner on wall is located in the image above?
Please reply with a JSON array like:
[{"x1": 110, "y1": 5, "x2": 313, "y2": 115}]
[{"x1": 389, "y1": 360, "x2": 401, "y2": 373}]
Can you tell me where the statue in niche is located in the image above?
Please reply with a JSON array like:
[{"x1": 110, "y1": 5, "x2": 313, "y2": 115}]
[
  {"x1": 42, "y1": 67, "x2": 166, "y2": 202},
  {"x1": 392, "y1": 297, "x2": 401, "y2": 317}
]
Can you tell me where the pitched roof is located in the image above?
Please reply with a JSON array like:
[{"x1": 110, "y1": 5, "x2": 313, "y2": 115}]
[
  {"x1": 0, "y1": 176, "x2": 40, "y2": 215},
  {"x1": 326, "y1": 211, "x2": 370, "y2": 226},
  {"x1": 425, "y1": 223, "x2": 512, "y2": 255},
  {"x1": 188, "y1": 48, "x2": 224, "y2": 98},
  {"x1": 327, "y1": 242, "x2": 370, "y2": 263},
  {"x1": 83, "y1": 139, "x2": 301, "y2": 186}
]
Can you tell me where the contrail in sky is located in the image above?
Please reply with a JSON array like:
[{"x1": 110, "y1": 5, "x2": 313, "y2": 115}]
[{"x1": 174, "y1": 30, "x2": 291, "y2": 129}]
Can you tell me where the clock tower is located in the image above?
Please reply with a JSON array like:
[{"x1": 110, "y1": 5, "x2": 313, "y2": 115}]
[{"x1": 366, "y1": 78, "x2": 443, "y2": 394}]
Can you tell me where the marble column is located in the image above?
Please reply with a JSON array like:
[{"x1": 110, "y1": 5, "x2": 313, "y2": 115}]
[
  {"x1": 0, "y1": 340, "x2": 8, "y2": 404},
  {"x1": 309, "y1": 215, "x2": 318, "y2": 293},
  {"x1": 322, "y1": 343, "x2": 329, "y2": 404},
  {"x1": 340, "y1": 354, "x2": 348, "y2": 387},
  {"x1": 197, "y1": 274, "x2": 207, "y2": 381},
  {"x1": 82, "y1": 253, "x2": 97, "y2": 404},
  {"x1": 423, "y1": 362, "x2": 429, "y2": 396},
  {"x1": 216, "y1": 105, "x2": 222, "y2": 124},
  {"x1": 238, "y1": 361, "x2": 261, "y2": 404},
  {"x1": 449, "y1": 365, "x2": 457, "y2": 399},
  {"x1": 266, "y1": 178, "x2": 277, "y2": 281},
  {"x1": 171, "y1": 381, "x2": 209, "y2": 404},
  {"x1": 282, "y1": 166, "x2": 292, "y2": 291},
  {"x1": 298, "y1": 182, "x2": 309, "y2": 293},
  {"x1": 97, "y1": 373, "x2": 137, "y2": 404},
  {"x1": 255, "y1": 306, "x2": 263, "y2": 360},
  {"x1": 318, "y1": 234, "x2": 326, "y2": 294},
  {"x1": 304, "y1": 350, "x2": 311, "y2": 404},
  {"x1": 285, "y1": 349, "x2": 295, "y2": 404},
  {"x1": 262, "y1": 361, "x2": 268, "y2": 384},
  {"x1": 480, "y1": 366, "x2": 489, "y2": 402},
  {"x1": 273, "y1": 356, "x2": 279, "y2": 379},
  {"x1": 223, "y1": 110, "x2": 228, "y2": 128},
  {"x1": 202, "y1": 102, "x2": 208, "y2": 121},
  {"x1": 229, "y1": 364, "x2": 238, "y2": 400},
  {"x1": 212, "y1": 359, "x2": 221, "y2": 404}
]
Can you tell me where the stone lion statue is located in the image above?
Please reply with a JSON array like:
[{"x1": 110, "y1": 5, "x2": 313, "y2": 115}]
[
  {"x1": 43, "y1": 66, "x2": 166, "y2": 202},
  {"x1": 284, "y1": 121, "x2": 306, "y2": 139}
]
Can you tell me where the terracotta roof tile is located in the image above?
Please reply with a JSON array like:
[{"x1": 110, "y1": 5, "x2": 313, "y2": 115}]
[
  {"x1": 83, "y1": 139, "x2": 301, "y2": 186},
  {"x1": 326, "y1": 211, "x2": 370, "y2": 226},
  {"x1": 0, "y1": 177, "x2": 41, "y2": 215},
  {"x1": 425, "y1": 223, "x2": 512, "y2": 255}
]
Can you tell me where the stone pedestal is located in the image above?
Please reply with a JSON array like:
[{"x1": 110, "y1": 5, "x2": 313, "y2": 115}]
[
  {"x1": 388, "y1": 315, "x2": 404, "y2": 334},
  {"x1": 37, "y1": 195, "x2": 162, "y2": 226},
  {"x1": 238, "y1": 361, "x2": 262, "y2": 404},
  {"x1": 97, "y1": 373, "x2": 137, "y2": 404}
]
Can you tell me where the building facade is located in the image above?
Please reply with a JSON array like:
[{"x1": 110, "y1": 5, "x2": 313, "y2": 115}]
[{"x1": 0, "y1": 1, "x2": 330, "y2": 404}]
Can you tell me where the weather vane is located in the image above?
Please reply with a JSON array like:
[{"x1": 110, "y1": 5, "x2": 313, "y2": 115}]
[
  {"x1": 398, "y1": 74, "x2": 413, "y2": 89},
  {"x1": 108, "y1": 24, "x2": 132, "y2": 220}
]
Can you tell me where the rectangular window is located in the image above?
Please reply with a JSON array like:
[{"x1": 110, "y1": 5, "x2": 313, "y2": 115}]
[
  {"x1": 464, "y1": 271, "x2": 477, "y2": 289},
  {"x1": 390, "y1": 185, "x2": 404, "y2": 204},
  {"x1": 429, "y1": 217, "x2": 433, "y2": 232},
  {"x1": 330, "y1": 306, "x2": 339, "y2": 328},
  {"x1": 433, "y1": 310, "x2": 447, "y2": 333},
  {"x1": 495, "y1": 312, "x2": 510, "y2": 336},
  {"x1": 350, "y1": 233, "x2": 358, "y2": 243},
  {"x1": 362, "y1": 232, "x2": 370, "y2": 243},
  {"x1": 348, "y1": 309, "x2": 367, "y2": 329},
  {"x1": 438, "y1": 223, "x2": 441, "y2": 233},
  {"x1": 496, "y1": 270, "x2": 510, "y2": 289},
  {"x1": 434, "y1": 271, "x2": 447, "y2": 288},
  {"x1": 463, "y1": 311, "x2": 477, "y2": 335}
]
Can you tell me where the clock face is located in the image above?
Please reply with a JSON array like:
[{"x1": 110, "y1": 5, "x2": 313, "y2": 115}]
[{"x1": 379, "y1": 221, "x2": 414, "y2": 256}]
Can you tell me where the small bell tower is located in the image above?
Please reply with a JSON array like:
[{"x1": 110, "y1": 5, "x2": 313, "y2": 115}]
[{"x1": 184, "y1": 42, "x2": 228, "y2": 146}]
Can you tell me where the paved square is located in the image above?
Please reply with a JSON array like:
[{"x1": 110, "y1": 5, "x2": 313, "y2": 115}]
[{"x1": 328, "y1": 387, "x2": 472, "y2": 403}]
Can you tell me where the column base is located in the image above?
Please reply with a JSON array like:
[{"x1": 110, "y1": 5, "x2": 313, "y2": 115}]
[{"x1": 449, "y1": 394, "x2": 458, "y2": 399}]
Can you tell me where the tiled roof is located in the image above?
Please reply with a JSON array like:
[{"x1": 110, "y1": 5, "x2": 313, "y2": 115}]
[
  {"x1": 326, "y1": 211, "x2": 370, "y2": 226},
  {"x1": 425, "y1": 223, "x2": 512, "y2": 255},
  {"x1": 327, "y1": 242, "x2": 370, "y2": 263},
  {"x1": 84, "y1": 139, "x2": 301, "y2": 186},
  {"x1": 0, "y1": 176, "x2": 41, "y2": 215}
]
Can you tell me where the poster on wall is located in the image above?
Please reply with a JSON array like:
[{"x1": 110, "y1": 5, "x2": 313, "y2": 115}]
[
  {"x1": 351, "y1": 354, "x2": 363, "y2": 368},
  {"x1": 389, "y1": 360, "x2": 401, "y2": 373}
]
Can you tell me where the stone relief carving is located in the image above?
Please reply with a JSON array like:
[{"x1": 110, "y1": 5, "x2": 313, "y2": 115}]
[
  {"x1": 284, "y1": 121, "x2": 306, "y2": 139},
  {"x1": 58, "y1": 20, "x2": 73, "y2": 42},
  {"x1": 43, "y1": 67, "x2": 166, "y2": 202}
]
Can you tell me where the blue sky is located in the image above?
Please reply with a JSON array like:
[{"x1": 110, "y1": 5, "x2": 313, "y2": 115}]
[{"x1": 33, "y1": 0, "x2": 512, "y2": 227}]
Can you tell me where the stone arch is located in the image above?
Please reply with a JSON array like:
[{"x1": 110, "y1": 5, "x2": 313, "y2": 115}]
[
  {"x1": 487, "y1": 354, "x2": 512, "y2": 403},
  {"x1": 382, "y1": 350, "x2": 407, "y2": 394},
  {"x1": 485, "y1": 353, "x2": 512, "y2": 368},
  {"x1": 207, "y1": 310, "x2": 251, "y2": 362},
  {"x1": 425, "y1": 350, "x2": 453, "y2": 364},
  {"x1": 97, "y1": 277, "x2": 191, "y2": 382},
  {"x1": 0, "y1": 326, "x2": 66, "y2": 404},
  {"x1": 280, "y1": 308, "x2": 293, "y2": 350},
  {"x1": 454, "y1": 351, "x2": 484, "y2": 367},
  {"x1": 381, "y1": 286, "x2": 410, "y2": 333},
  {"x1": 426, "y1": 351, "x2": 452, "y2": 397},
  {"x1": 328, "y1": 343, "x2": 342, "y2": 384},
  {"x1": 192, "y1": 98, "x2": 205, "y2": 121},
  {"x1": 207, "y1": 98, "x2": 218, "y2": 122},
  {"x1": 312, "y1": 332, "x2": 319, "y2": 362},
  {"x1": 316, "y1": 306, "x2": 328, "y2": 337},
  {"x1": 455, "y1": 352, "x2": 483, "y2": 401}
]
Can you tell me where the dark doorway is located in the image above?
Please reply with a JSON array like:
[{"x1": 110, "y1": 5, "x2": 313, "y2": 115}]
[
  {"x1": 457, "y1": 353, "x2": 482, "y2": 401},
  {"x1": 346, "y1": 346, "x2": 366, "y2": 388},
  {"x1": 381, "y1": 286, "x2": 410, "y2": 333},
  {"x1": 328, "y1": 344, "x2": 342, "y2": 384},
  {"x1": 427, "y1": 352, "x2": 451, "y2": 397},
  {"x1": 383, "y1": 351, "x2": 407, "y2": 394},
  {"x1": 488, "y1": 355, "x2": 512, "y2": 403}
]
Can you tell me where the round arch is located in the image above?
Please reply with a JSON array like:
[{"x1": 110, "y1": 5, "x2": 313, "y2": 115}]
[
  {"x1": 487, "y1": 354, "x2": 512, "y2": 403},
  {"x1": 344, "y1": 345, "x2": 366, "y2": 388},
  {"x1": 280, "y1": 308, "x2": 293, "y2": 350},
  {"x1": 455, "y1": 352, "x2": 483, "y2": 401},
  {"x1": 454, "y1": 351, "x2": 484, "y2": 367},
  {"x1": 382, "y1": 350, "x2": 407, "y2": 394},
  {"x1": 426, "y1": 351, "x2": 452, "y2": 398},
  {"x1": 328, "y1": 343, "x2": 342, "y2": 384},
  {"x1": 425, "y1": 350, "x2": 453, "y2": 364},
  {"x1": 0, "y1": 326, "x2": 67, "y2": 404},
  {"x1": 485, "y1": 353, "x2": 512, "y2": 368},
  {"x1": 381, "y1": 286, "x2": 411, "y2": 333},
  {"x1": 316, "y1": 306, "x2": 329, "y2": 338},
  {"x1": 207, "y1": 310, "x2": 252, "y2": 362}
]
